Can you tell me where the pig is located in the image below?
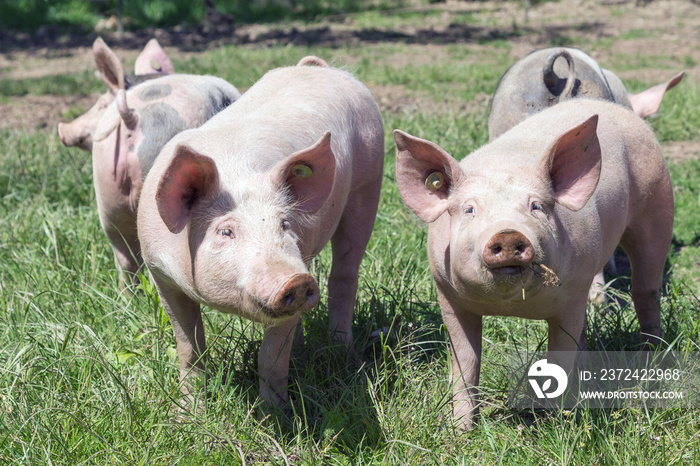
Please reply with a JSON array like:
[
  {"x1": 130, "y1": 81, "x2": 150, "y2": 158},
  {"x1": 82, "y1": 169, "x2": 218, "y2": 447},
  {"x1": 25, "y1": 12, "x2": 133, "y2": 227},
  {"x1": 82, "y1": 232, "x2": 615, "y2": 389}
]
[
  {"x1": 57, "y1": 36, "x2": 174, "y2": 151},
  {"x1": 488, "y1": 47, "x2": 684, "y2": 140},
  {"x1": 91, "y1": 74, "x2": 240, "y2": 288},
  {"x1": 136, "y1": 58, "x2": 384, "y2": 411},
  {"x1": 488, "y1": 47, "x2": 682, "y2": 304},
  {"x1": 394, "y1": 98, "x2": 674, "y2": 429}
]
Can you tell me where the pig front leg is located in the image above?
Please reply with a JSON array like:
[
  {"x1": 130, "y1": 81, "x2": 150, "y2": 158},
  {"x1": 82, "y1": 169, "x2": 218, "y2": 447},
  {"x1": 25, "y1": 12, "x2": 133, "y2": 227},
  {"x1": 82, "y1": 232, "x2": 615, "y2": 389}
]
[
  {"x1": 152, "y1": 276, "x2": 207, "y2": 399},
  {"x1": 327, "y1": 182, "x2": 381, "y2": 345},
  {"x1": 546, "y1": 294, "x2": 589, "y2": 375},
  {"x1": 258, "y1": 314, "x2": 300, "y2": 409},
  {"x1": 440, "y1": 292, "x2": 483, "y2": 430}
]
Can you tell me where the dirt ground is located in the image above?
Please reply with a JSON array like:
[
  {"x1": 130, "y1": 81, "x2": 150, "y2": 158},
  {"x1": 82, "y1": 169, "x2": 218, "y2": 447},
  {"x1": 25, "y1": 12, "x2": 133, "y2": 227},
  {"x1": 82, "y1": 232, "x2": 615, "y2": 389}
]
[{"x1": 1, "y1": 0, "x2": 698, "y2": 159}]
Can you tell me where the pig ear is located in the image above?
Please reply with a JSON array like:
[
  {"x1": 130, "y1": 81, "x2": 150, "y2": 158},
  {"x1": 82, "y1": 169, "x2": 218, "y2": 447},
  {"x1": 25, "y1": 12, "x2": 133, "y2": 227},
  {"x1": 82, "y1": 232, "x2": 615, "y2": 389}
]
[
  {"x1": 542, "y1": 114, "x2": 601, "y2": 211},
  {"x1": 270, "y1": 132, "x2": 335, "y2": 214},
  {"x1": 394, "y1": 129, "x2": 464, "y2": 223},
  {"x1": 156, "y1": 145, "x2": 220, "y2": 233},
  {"x1": 134, "y1": 39, "x2": 175, "y2": 75},
  {"x1": 629, "y1": 71, "x2": 684, "y2": 118},
  {"x1": 93, "y1": 37, "x2": 124, "y2": 94}
]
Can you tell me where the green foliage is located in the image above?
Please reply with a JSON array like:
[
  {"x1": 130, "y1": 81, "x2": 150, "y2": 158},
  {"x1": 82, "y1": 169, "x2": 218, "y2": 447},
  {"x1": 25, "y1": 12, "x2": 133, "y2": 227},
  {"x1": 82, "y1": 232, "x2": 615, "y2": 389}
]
[
  {"x1": 0, "y1": 0, "x2": 410, "y2": 33},
  {"x1": 123, "y1": 0, "x2": 205, "y2": 29},
  {"x1": 0, "y1": 0, "x2": 100, "y2": 33},
  {"x1": 211, "y1": 0, "x2": 409, "y2": 24}
]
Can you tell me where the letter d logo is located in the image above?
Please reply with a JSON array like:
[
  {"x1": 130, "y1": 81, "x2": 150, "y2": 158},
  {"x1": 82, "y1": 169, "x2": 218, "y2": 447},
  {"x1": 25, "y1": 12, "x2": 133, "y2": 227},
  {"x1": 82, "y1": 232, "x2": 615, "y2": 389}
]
[{"x1": 528, "y1": 359, "x2": 568, "y2": 399}]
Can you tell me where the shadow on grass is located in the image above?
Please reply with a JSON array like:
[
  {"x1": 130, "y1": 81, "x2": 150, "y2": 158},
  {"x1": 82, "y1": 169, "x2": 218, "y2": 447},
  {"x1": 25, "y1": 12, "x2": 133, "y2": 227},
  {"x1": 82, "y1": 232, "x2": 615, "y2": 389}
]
[
  {"x1": 192, "y1": 275, "x2": 447, "y2": 450},
  {"x1": 0, "y1": 12, "x2": 606, "y2": 54}
]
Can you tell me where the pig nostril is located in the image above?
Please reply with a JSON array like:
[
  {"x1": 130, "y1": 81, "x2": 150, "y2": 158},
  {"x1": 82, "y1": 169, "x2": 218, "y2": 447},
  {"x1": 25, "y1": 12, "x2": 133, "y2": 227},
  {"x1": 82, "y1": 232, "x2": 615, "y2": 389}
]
[
  {"x1": 272, "y1": 273, "x2": 319, "y2": 313},
  {"x1": 284, "y1": 292, "x2": 295, "y2": 307},
  {"x1": 484, "y1": 230, "x2": 534, "y2": 268}
]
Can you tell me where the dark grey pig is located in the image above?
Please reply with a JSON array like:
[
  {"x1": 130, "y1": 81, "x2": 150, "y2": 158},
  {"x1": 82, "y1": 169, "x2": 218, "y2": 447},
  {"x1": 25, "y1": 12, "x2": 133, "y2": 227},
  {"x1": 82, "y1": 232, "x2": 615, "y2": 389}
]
[{"x1": 488, "y1": 47, "x2": 684, "y2": 140}]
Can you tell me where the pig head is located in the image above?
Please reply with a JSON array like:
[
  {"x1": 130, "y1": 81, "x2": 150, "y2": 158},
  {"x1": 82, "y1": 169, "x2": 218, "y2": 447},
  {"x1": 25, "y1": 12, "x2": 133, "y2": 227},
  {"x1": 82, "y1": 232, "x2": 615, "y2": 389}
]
[
  {"x1": 91, "y1": 73, "x2": 240, "y2": 288},
  {"x1": 137, "y1": 62, "x2": 384, "y2": 411},
  {"x1": 395, "y1": 98, "x2": 673, "y2": 428},
  {"x1": 57, "y1": 36, "x2": 174, "y2": 151},
  {"x1": 488, "y1": 47, "x2": 684, "y2": 140}
]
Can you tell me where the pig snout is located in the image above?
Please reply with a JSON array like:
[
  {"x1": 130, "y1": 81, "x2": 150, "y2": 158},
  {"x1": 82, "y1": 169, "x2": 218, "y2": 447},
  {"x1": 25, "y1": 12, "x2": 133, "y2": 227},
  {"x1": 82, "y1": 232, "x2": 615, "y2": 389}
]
[
  {"x1": 483, "y1": 230, "x2": 534, "y2": 271},
  {"x1": 268, "y1": 273, "x2": 320, "y2": 314},
  {"x1": 58, "y1": 121, "x2": 89, "y2": 149},
  {"x1": 57, "y1": 122, "x2": 76, "y2": 146}
]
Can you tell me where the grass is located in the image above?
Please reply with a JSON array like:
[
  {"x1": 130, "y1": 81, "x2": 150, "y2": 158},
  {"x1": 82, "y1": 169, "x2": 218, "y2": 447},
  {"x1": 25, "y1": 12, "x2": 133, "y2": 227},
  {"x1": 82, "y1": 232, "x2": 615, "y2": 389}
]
[{"x1": 2, "y1": 8, "x2": 700, "y2": 465}]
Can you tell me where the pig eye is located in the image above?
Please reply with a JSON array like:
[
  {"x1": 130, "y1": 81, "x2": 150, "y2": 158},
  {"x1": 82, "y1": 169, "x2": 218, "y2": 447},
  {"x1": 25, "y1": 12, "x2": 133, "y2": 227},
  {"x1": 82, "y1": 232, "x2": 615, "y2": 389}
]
[
  {"x1": 218, "y1": 228, "x2": 234, "y2": 238},
  {"x1": 531, "y1": 201, "x2": 544, "y2": 213},
  {"x1": 464, "y1": 206, "x2": 475, "y2": 215},
  {"x1": 281, "y1": 220, "x2": 291, "y2": 231}
]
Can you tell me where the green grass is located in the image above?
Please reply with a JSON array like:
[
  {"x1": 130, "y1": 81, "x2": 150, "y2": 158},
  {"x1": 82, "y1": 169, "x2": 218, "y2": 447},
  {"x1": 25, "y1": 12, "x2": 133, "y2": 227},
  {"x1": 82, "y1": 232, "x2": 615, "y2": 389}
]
[
  {"x1": 0, "y1": 71, "x2": 102, "y2": 98},
  {"x1": 2, "y1": 16, "x2": 700, "y2": 465}
]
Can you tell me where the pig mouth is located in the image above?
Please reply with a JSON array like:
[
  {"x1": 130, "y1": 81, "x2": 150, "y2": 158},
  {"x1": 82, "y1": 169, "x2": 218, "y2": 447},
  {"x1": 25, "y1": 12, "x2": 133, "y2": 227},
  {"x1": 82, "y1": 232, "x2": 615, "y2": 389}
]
[
  {"x1": 488, "y1": 263, "x2": 560, "y2": 285},
  {"x1": 490, "y1": 265, "x2": 526, "y2": 277},
  {"x1": 258, "y1": 305, "x2": 301, "y2": 321},
  {"x1": 253, "y1": 274, "x2": 320, "y2": 321}
]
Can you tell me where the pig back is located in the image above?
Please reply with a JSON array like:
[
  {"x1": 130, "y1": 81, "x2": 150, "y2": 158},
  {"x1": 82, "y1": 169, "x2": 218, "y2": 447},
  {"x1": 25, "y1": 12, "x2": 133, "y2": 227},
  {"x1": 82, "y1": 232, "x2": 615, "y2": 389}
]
[
  {"x1": 168, "y1": 65, "x2": 383, "y2": 214},
  {"x1": 204, "y1": 65, "x2": 384, "y2": 176}
]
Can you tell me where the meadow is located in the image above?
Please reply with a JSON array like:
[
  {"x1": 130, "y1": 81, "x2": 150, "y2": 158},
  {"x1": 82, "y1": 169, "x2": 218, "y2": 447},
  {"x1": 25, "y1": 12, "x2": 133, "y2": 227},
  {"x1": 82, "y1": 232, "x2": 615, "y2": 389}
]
[{"x1": 1, "y1": 0, "x2": 700, "y2": 464}]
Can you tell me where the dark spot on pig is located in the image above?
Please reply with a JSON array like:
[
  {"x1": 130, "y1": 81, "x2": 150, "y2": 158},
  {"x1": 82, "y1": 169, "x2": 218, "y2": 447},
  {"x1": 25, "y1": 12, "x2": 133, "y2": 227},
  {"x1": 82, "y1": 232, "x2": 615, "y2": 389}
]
[
  {"x1": 138, "y1": 84, "x2": 172, "y2": 101},
  {"x1": 138, "y1": 102, "x2": 188, "y2": 176},
  {"x1": 198, "y1": 83, "x2": 236, "y2": 119}
]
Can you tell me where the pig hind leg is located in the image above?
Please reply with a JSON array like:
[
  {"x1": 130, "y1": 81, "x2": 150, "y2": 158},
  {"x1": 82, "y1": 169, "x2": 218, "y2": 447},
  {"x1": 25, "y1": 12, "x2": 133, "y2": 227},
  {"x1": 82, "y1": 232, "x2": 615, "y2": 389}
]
[
  {"x1": 327, "y1": 178, "x2": 382, "y2": 346},
  {"x1": 619, "y1": 212, "x2": 673, "y2": 346},
  {"x1": 103, "y1": 221, "x2": 142, "y2": 289}
]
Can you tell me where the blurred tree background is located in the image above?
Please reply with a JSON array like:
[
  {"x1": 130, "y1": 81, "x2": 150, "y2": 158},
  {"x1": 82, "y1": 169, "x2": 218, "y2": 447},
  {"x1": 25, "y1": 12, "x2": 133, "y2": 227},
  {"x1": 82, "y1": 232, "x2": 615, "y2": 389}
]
[{"x1": 0, "y1": 0, "x2": 409, "y2": 34}]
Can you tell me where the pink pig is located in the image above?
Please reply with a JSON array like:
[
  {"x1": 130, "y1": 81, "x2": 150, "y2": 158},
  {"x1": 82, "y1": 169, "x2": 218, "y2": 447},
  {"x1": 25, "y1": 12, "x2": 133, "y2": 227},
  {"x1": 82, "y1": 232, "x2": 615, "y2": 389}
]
[
  {"x1": 92, "y1": 74, "x2": 240, "y2": 287},
  {"x1": 394, "y1": 98, "x2": 673, "y2": 428},
  {"x1": 58, "y1": 36, "x2": 174, "y2": 151},
  {"x1": 136, "y1": 58, "x2": 384, "y2": 409}
]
